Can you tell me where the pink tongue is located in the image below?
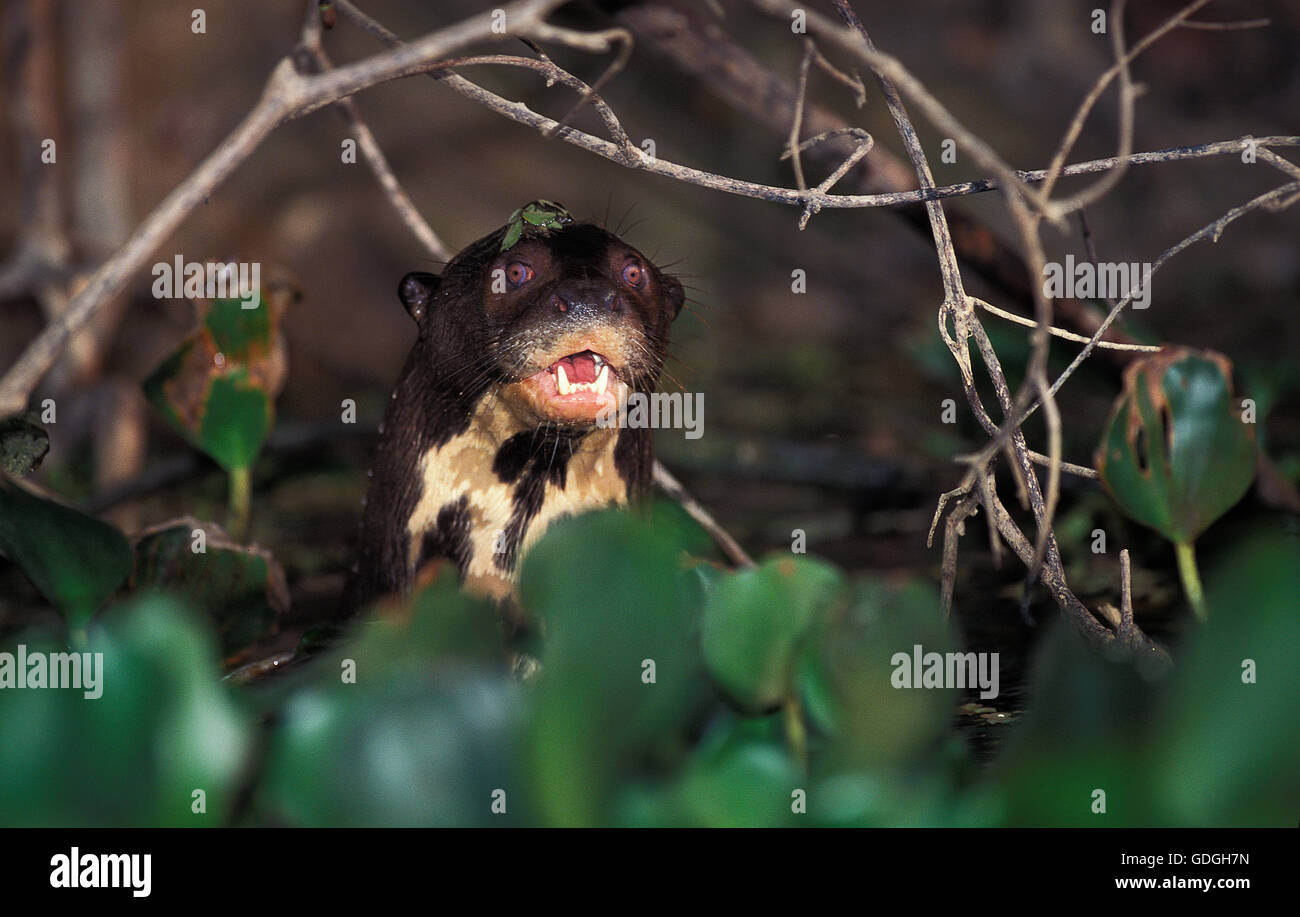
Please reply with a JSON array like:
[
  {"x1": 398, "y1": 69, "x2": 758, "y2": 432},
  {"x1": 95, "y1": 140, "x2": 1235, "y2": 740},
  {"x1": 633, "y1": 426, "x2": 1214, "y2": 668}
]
[{"x1": 561, "y1": 352, "x2": 598, "y2": 384}]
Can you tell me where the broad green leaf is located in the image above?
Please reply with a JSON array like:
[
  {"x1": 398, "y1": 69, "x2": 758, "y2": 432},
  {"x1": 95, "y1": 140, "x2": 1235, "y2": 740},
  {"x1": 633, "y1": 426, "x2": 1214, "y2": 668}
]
[
  {"x1": 258, "y1": 576, "x2": 519, "y2": 826},
  {"x1": 518, "y1": 503, "x2": 712, "y2": 827},
  {"x1": 261, "y1": 672, "x2": 523, "y2": 827},
  {"x1": 1152, "y1": 528, "x2": 1300, "y2": 825},
  {"x1": 143, "y1": 273, "x2": 294, "y2": 472},
  {"x1": 813, "y1": 578, "x2": 955, "y2": 770},
  {"x1": 132, "y1": 517, "x2": 288, "y2": 657},
  {"x1": 701, "y1": 555, "x2": 845, "y2": 713},
  {"x1": 194, "y1": 371, "x2": 271, "y2": 472},
  {"x1": 0, "y1": 595, "x2": 253, "y2": 826},
  {"x1": 673, "y1": 715, "x2": 801, "y2": 827},
  {"x1": 0, "y1": 475, "x2": 131, "y2": 629},
  {"x1": 812, "y1": 764, "x2": 1000, "y2": 828},
  {"x1": 1097, "y1": 349, "x2": 1257, "y2": 544},
  {"x1": 205, "y1": 294, "x2": 272, "y2": 364},
  {"x1": 615, "y1": 714, "x2": 800, "y2": 827},
  {"x1": 989, "y1": 623, "x2": 1162, "y2": 827},
  {"x1": 990, "y1": 529, "x2": 1300, "y2": 826}
]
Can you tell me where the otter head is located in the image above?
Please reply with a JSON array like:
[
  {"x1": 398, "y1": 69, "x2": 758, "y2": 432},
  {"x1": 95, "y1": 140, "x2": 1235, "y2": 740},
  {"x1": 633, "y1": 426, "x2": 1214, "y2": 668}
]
[{"x1": 397, "y1": 206, "x2": 684, "y2": 431}]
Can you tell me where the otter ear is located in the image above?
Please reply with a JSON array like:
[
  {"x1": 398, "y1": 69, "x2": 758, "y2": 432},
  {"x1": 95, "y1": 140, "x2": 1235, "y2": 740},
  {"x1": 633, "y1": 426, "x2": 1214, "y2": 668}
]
[
  {"x1": 663, "y1": 275, "x2": 685, "y2": 320},
  {"x1": 398, "y1": 271, "x2": 440, "y2": 326}
]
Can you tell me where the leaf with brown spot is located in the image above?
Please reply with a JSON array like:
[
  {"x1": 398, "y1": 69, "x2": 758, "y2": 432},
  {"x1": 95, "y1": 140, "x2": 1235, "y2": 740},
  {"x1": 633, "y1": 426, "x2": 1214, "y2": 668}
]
[
  {"x1": 143, "y1": 262, "x2": 298, "y2": 471},
  {"x1": 131, "y1": 515, "x2": 288, "y2": 657},
  {"x1": 1096, "y1": 347, "x2": 1257, "y2": 544}
]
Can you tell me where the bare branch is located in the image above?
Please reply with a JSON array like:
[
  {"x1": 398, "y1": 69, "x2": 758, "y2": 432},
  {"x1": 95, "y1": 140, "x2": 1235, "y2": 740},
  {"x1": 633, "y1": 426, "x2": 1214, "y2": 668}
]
[
  {"x1": 653, "y1": 461, "x2": 755, "y2": 569},
  {"x1": 1179, "y1": 17, "x2": 1270, "y2": 30},
  {"x1": 297, "y1": 8, "x2": 451, "y2": 262},
  {"x1": 0, "y1": 0, "x2": 569, "y2": 417},
  {"x1": 971, "y1": 297, "x2": 1160, "y2": 352}
]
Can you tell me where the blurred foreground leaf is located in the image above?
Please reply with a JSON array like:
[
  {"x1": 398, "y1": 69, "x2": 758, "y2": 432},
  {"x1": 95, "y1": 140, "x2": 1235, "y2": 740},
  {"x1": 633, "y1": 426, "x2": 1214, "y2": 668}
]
[
  {"x1": 518, "y1": 504, "x2": 712, "y2": 827},
  {"x1": 701, "y1": 555, "x2": 845, "y2": 713},
  {"x1": 1153, "y1": 528, "x2": 1300, "y2": 825},
  {"x1": 615, "y1": 715, "x2": 800, "y2": 827},
  {"x1": 0, "y1": 595, "x2": 253, "y2": 826},
  {"x1": 812, "y1": 578, "x2": 957, "y2": 771},
  {"x1": 989, "y1": 527, "x2": 1299, "y2": 826},
  {"x1": 258, "y1": 576, "x2": 517, "y2": 826}
]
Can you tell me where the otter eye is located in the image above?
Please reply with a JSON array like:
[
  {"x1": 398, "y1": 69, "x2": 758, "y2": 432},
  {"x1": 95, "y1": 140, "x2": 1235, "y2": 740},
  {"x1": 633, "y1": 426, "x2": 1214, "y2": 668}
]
[
  {"x1": 506, "y1": 262, "x2": 534, "y2": 287},
  {"x1": 621, "y1": 260, "x2": 645, "y2": 289}
]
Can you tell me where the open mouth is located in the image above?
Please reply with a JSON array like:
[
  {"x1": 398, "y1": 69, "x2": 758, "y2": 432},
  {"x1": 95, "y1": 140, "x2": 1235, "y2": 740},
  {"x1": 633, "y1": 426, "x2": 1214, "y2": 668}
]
[
  {"x1": 551, "y1": 350, "x2": 612, "y2": 396},
  {"x1": 519, "y1": 349, "x2": 624, "y2": 422}
]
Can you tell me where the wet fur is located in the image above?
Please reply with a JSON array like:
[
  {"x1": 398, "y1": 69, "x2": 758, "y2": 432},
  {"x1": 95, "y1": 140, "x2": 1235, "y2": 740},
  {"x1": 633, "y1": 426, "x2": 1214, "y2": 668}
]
[{"x1": 345, "y1": 219, "x2": 682, "y2": 609}]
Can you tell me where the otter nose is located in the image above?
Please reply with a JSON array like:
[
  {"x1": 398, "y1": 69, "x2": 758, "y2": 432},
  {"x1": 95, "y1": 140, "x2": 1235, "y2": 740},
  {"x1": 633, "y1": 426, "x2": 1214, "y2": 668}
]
[{"x1": 550, "y1": 283, "x2": 621, "y2": 317}]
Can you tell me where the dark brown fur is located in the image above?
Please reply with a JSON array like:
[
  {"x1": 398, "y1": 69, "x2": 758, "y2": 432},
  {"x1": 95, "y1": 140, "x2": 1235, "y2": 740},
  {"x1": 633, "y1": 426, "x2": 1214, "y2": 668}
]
[{"x1": 344, "y1": 213, "x2": 683, "y2": 610}]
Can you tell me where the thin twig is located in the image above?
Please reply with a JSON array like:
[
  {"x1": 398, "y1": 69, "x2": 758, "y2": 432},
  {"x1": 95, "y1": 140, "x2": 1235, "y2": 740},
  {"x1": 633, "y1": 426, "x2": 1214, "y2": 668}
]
[
  {"x1": 788, "y1": 40, "x2": 815, "y2": 193},
  {"x1": 1179, "y1": 17, "x2": 1270, "y2": 30},
  {"x1": 981, "y1": 180, "x2": 1300, "y2": 445},
  {"x1": 0, "y1": 0, "x2": 570, "y2": 417},
  {"x1": 1038, "y1": 0, "x2": 1215, "y2": 210},
  {"x1": 653, "y1": 461, "x2": 755, "y2": 568},
  {"x1": 971, "y1": 297, "x2": 1159, "y2": 351},
  {"x1": 298, "y1": 10, "x2": 451, "y2": 261}
]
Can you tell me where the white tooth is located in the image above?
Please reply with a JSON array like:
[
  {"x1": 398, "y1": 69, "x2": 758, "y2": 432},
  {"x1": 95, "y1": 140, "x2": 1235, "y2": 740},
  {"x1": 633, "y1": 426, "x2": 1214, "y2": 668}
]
[
  {"x1": 595, "y1": 364, "x2": 610, "y2": 394},
  {"x1": 592, "y1": 353, "x2": 604, "y2": 367},
  {"x1": 556, "y1": 363, "x2": 571, "y2": 395}
]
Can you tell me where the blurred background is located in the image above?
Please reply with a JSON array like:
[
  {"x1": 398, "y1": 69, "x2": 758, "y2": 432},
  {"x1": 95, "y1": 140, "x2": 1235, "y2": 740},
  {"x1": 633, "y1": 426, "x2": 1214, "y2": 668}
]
[{"x1": 1, "y1": 0, "x2": 1297, "y2": 695}]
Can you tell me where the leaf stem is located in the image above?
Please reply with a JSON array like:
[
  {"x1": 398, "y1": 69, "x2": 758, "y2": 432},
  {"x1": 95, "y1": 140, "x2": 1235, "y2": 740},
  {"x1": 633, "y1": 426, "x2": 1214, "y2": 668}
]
[
  {"x1": 784, "y1": 693, "x2": 808, "y2": 774},
  {"x1": 229, "y1": 465, "x2": 251, "y2": 539},
  {"x1": 1174, "y1": 539, "x2": 1207, "y2": 622}
]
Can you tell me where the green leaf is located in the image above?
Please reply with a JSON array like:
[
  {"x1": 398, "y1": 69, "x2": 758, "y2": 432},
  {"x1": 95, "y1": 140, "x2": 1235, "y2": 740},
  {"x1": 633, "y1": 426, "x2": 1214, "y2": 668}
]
[
  {"x1": 0, "y1": 595, "x2": 254, "y2": 826},
  {"x1": 1153, "y1": 528, "x2": 1300, "y2": 825},
  {"x1": 143, "y1": 274, "x2": 289, "y2": 473},
  {"x1": 518, "y1": 504, "x2": 712, "y2": 827},
  {"x1": 500, "y1": 220, "x2": 524, "y2": 252},
  {"x1": 195, "y1": 372, "x2": 271, "y2": 471},
  {"x1": 261, "y1": 672, "x2": 523, "y2": 827},
  {"x1": 0, "y1": 413, "x2": 49, "y2": 476},
  {"x1": 814, "y1": 578, "x2": 955, "y2": 770},
  {"x1": 258, "y1": 577, "x2": 518, "y2": 826},
  {"x1": 700, "y1": 555, "x2": 845, "y2": 713},
  {"x1": 990, "y1": 529, "x2": 1300, "y2": 826},
  {"x1": 0, "y1": 475, "x2": 131, "y2": 630},
  {"x1": 615, "y1": 714, "x2": 800, "y2": 827},
  {"x1": 131, "y1": 517, "x2": 288, "y2": 656},
  {"x1": 144, "y1": 359, "x2": 270, "y2": 473},
  {"x1": 810, "y1": 765, "x2": 996, "y2": 828},
  {"x1": 1097, "y1": 349, "x2": 1257, "y2": 544},
  {"x1": 204, "y1": 292, "x2": 271, "y2": 362},
  {"x1": 674, "y1": 715, "x2": 801, "y2": 827},
  {"x1": 990, "y1": 623, "x2": 1162, "y2": 826},
  {"x1": 499, "y1": 200, "x2": 573, "y2": 251}
]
